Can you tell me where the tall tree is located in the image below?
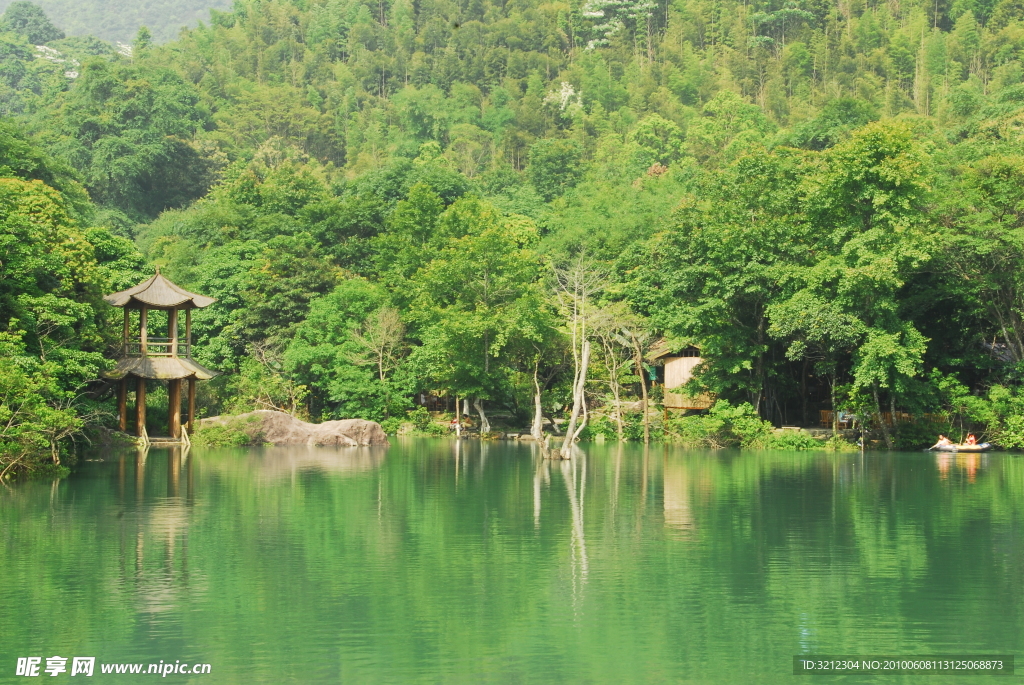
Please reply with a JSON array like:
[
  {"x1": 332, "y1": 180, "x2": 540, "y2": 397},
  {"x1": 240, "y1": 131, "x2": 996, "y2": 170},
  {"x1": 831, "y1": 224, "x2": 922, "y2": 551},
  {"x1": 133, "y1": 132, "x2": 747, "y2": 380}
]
[
  {"x1": 553, "y1": 255, "x2": 606, "y2": 457},
  {"x1": 408, "y1": 199, "x2": 547, "y2": 433}
]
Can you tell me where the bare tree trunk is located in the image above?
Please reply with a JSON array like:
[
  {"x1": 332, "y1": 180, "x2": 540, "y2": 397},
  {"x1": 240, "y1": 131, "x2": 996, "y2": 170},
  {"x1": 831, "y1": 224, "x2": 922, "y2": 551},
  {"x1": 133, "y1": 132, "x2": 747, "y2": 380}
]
[
  {"x1": 561, "y1": 341, "x2": 591, "y2": 458},
  {"x1": 873, "y1": 381, "x2": 893, "y2": 450},
  {"x1": 624, "y1": 328, "x2": 652, "y2": 445},
  {"x1": 753, "y1": 314, "x2": 766, "y2": 416},
  {"x1": 596, "y1": 334, "x2": 626, "y2": 441},
  {"x1": 612, "y1": 382, "x2": 624, "y2": 442},
  {"x1": 640, "y1": 371, "x2": 650, "y2": 445},
  {"x1": 474, "y1": 398, "x2": 491, "y2": 434},
  {"x1": 455, "y1": 394, "x2": 461, "y2": 437},
  {"x1": 890, "y1": 390, "x2": 898, "y2": 445},
  {"x1": 830, "y1": 370, "x2": 838, "y2": 436},
  {"x1": 548, "y1": 414, "x2": 562, "y2": 435},
  {"x1": 532, "y1": 359, "x2": 544, "y2": 441},
  {"x1": 573, "y1": 391, "x2": 589, "y2": 444},
  {"x1": 801, "y1": 358, "x2": 808, "y2": 426},
  {"x1": 606, "y1": 339, "x2": 622, "y2": 440}
]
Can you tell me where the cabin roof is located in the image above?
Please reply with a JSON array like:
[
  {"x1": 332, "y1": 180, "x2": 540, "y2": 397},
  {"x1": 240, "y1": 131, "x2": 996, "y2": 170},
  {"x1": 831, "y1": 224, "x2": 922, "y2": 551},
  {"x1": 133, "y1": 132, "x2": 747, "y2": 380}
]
[
  {"x1": 648, "y1": 339, "x2": 701, "y2": 361},
  {"x1": 101, "y1": 356, "x2": 218, "y2": 381},
  {"x1": 104, "y1": 272, "x2": 216, "y2": 310}
]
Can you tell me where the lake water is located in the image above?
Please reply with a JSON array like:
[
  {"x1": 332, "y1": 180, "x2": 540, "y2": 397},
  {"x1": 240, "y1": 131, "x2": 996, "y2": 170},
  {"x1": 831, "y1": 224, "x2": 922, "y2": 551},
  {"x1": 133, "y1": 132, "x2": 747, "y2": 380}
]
[{"x1": 1, "y1": 439, "x2": 1022, "y2": 683}]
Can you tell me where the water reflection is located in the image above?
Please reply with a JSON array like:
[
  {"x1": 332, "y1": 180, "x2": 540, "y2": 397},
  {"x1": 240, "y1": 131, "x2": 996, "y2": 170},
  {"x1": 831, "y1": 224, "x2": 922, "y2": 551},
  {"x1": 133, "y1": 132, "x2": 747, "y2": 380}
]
[
  {"x1": 935, "y1": 451, "x2": 990, "y2": 482},
  {"x1": 662, "y1": 453, "x2": 694, "y2": 537},
  {"x1": 3, "y1": 442, "x2": 1023, "y2": 684},
  {"x1": 533, "y1": 452, "x2": 590, "y2": 610},
  {"x1": 201, "y1": 444, "x2": 388, "y2": 481}
]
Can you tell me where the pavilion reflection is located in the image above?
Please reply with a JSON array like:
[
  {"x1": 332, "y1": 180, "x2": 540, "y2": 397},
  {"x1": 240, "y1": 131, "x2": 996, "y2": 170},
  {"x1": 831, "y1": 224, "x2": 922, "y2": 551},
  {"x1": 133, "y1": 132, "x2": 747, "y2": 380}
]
[{"x1": 114, "y1": 446, "x2": 200, "y2": 616}]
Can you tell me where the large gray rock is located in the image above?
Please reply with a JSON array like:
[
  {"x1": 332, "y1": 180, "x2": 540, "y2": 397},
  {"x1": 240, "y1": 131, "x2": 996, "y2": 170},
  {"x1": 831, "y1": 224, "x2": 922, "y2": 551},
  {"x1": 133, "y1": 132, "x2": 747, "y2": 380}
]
[{"x1": 200, "y1": 410, "x2": 389, "y2": 447}]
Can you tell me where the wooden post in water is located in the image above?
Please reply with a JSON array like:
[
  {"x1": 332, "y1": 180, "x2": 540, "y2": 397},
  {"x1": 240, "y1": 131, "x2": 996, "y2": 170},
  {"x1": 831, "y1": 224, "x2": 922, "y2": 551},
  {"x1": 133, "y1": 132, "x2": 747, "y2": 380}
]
[
  {"x1": 187, "y1": 378, "x2": 196, "y2": 434},
  {"x1": 118, "y1": 379, "x2": 127, "y2": 431},
  {"x1": 136, "y1": 377, "x2": 147, "y2": 436},
  {"x1": 168, "y1": 379, "x2": 182, "y2": 439}
]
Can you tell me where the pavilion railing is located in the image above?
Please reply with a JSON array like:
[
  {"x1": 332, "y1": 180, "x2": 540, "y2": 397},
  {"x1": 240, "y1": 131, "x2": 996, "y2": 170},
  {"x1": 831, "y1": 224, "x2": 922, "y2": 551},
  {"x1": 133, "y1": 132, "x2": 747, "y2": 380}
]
[{"x1": 123, "y1": 339, "x2": 192, "y2": 358}]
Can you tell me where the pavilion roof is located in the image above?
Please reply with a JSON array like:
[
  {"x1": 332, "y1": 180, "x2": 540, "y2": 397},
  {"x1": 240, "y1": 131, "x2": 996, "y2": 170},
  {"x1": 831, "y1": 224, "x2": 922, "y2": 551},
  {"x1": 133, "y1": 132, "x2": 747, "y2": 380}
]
[
  {"x1": 104, "y1": 272, "x2": 216, "y2": 310},
  {"x1": 101, "y1": 356, "x2": 218, "y2": 381}
]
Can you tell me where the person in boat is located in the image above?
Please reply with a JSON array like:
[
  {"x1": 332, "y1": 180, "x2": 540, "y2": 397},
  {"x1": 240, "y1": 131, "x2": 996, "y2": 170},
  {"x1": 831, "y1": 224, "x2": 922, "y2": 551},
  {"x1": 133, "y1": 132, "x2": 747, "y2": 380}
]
[
  {"x1": 931, "y1": 435, "x2": 953, "y2": 449},
  {"x1": 965, "y1": 433, "x2": 978, "y2": 446}
]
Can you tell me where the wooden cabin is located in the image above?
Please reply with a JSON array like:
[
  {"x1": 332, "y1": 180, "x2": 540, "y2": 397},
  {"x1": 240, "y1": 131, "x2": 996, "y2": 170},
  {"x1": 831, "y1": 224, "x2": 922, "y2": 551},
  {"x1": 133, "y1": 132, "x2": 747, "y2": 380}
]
[
  {"x1": 101, "y1": 272, "x2": 218, "y2": 443},
  {"x1": 649, "y1": 341, "x2": 714, "y2": 410}
]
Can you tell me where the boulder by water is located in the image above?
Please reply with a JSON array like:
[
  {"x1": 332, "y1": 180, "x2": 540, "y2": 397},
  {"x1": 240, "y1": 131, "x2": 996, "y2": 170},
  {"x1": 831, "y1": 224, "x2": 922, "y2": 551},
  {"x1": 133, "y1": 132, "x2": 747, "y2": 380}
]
[{"x1": 200, "y1": 410, "x2": 389, "y2": 447}]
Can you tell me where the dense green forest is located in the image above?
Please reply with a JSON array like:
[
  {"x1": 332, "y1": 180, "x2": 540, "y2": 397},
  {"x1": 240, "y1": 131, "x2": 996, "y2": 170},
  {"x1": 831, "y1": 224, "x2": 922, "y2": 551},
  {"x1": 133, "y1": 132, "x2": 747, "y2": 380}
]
[{"x1": 5, "y1": 0, "x2": 1024, "y2": 474}]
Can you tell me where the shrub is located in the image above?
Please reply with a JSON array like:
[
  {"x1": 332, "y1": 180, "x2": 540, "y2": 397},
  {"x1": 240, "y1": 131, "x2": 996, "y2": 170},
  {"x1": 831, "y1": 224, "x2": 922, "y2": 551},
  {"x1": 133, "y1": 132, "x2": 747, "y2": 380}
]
[
  {"x1": 821, "y1": 434, "x2": 860, "y2": 451},
  {"x1": 622, "y1": 413, "x2": 647, "y2": 441},
  {"x1": 760, "y1": 430, "x2": 821, "y2": 450},
  {"x1": 665, "y1": 409, "x2": 730, "y2": 448},
  {"x1": 894, "y1": 417, "x2": 947, "y2": 450},
  {"x1": 380, "y1": 417, "x2": 402, "y2": 435},
  {"x1": 986, "y1": 385, "x2": 1024, "y2": 448},
  {"x1": 994, "y1": 413, "x2": 1024, "y2": 449},
  {"x1": 665, "y1": 400, "x2": 811, "y2": 449},
  {"x1": 583, "y1": 415, "x2": 618, "y2": 440},
  {"x1": 191, "y1": 415, "x2": 263, "y2": 447},
  {"x1": 424, "y1": 422, "x2": 447, "y2": 437},
  {"x1": 408, "y1": 406, "x2": 432, "y2": 430},
  {"x1": 0, "y1": 331, "x2": 81, "y2": 479}
]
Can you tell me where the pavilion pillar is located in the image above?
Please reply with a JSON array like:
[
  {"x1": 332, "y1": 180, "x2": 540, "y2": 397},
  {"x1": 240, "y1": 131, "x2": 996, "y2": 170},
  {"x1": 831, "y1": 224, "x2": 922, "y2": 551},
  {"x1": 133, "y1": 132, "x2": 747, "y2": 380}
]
[
  {"x1": 140, "y1": 306, "x2": 148, "y2": 356},
  {"x1": 117, "y1": 379, "x2": 127, "y2": 432},
  {"x1": 122, "y1": 308, "x2": 129, "y2": 353},
  {"x1": 187, "y1": 378, "x2": 196, "y2": 434},
  {"x1": 185, "y1": 309, "x2": 191, "y2": 358},
  {"x1": 169, "y1": 379, "x2": 182, "y2": 439},
  {"x1": 136, "y1": 377, "x2": 147, "y2": 436},
  {"x1": 169, "y1": 308, "x2": 178, "y2": 356}
]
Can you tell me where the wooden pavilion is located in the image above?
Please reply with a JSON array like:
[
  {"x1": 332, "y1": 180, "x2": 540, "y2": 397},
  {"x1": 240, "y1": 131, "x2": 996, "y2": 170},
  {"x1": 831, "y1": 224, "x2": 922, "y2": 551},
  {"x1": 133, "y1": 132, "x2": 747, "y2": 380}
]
[{"x1": 102, "y1": 272, "x2": 218, "y2": 443}]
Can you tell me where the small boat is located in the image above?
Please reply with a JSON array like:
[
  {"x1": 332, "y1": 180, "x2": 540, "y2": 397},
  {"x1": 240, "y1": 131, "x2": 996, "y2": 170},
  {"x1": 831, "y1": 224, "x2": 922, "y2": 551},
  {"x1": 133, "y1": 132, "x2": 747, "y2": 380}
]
[{"x1": 933, "y1": 442, "x2": 993, "y2": 452}]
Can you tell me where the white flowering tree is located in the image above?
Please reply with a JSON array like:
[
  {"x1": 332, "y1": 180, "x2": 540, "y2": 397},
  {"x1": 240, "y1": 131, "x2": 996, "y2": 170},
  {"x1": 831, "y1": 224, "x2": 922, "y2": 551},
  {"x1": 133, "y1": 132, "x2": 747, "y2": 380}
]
[
  {"x1": 580, "y1": 0, "x2": 658, "y2": 55},
  {"x1": 543, "y1": 81, "x2": 584, "y2": 125}
]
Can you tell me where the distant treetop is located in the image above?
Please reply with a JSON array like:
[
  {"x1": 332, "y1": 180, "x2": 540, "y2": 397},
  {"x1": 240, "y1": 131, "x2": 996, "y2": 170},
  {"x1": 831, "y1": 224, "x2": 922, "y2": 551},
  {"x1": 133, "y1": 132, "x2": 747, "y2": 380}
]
[{"x1": 0, "y1": 1, "x2": 62, "y2": 44}]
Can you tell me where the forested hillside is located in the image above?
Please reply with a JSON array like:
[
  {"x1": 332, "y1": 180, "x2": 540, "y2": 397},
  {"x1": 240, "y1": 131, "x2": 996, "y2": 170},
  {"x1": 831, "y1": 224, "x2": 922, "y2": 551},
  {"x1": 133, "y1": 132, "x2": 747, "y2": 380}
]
[
  {"x1": 5, "y1": 0, "x2": 1024, "y2": 474},
  {"x1": 0, "y1": 0, "x2": 233, "y2": 43}
]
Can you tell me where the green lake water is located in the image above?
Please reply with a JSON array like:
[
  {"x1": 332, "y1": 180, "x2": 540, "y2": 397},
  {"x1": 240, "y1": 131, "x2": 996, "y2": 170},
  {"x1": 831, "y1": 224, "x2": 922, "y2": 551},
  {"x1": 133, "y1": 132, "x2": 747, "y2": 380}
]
[{"x1": 2, "y1": 439, "x2": 1023, "y2": 684}]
